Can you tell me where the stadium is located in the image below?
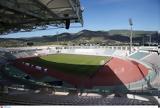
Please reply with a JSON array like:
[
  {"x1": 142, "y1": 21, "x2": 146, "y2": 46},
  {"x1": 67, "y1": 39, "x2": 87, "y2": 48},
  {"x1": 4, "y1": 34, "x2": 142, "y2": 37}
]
[
  {"x1": 0, "y1": 45, "x2": 160, "y2": 105},
  {"x1": 0, "y1": 0, "x2": 160, "y2": 106}
]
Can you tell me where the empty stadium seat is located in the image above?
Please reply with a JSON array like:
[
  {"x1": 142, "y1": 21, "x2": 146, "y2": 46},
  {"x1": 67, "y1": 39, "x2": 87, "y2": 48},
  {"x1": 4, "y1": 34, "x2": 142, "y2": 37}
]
[
  {"x1": 129, "y1": 51, "x2": 149, "y2": 60},
  {"x1": 0, "y1": 92, "x2": 155, "y2": 105}
]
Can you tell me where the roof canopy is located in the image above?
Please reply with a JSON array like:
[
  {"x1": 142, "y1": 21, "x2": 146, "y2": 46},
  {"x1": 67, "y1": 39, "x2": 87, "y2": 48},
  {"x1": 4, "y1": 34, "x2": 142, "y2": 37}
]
[{"x1": 0, "y1": 0, "x2": 83, "y2": 35}]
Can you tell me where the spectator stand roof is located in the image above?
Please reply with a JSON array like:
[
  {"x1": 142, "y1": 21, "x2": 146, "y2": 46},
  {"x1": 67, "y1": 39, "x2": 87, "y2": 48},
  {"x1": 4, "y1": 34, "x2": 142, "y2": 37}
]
[{"x1": 0, "y1": 0, "x2": 83, "y2": 35}]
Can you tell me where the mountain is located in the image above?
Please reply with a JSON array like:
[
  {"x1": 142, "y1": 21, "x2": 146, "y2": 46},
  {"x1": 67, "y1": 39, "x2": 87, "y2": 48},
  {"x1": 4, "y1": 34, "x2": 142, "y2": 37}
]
[
  {"x1": 108, "y1": 30, "x2": 157, "y2": 37},
  {"x1": 0, "y1": 29, "x2": 159, "y2": 47}
]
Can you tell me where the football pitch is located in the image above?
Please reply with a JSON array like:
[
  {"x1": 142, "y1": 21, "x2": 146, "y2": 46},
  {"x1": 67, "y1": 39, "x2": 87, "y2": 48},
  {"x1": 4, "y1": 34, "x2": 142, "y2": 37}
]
[{"x1": 27, "y1": 54, "x2": 111, "y2": 76}]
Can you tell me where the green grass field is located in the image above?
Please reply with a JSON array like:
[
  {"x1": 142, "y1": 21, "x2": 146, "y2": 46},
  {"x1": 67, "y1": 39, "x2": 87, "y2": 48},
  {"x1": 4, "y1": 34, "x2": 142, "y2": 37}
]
[{"x1": 27, "y1": 54, "x2": 111, "y2": 77}]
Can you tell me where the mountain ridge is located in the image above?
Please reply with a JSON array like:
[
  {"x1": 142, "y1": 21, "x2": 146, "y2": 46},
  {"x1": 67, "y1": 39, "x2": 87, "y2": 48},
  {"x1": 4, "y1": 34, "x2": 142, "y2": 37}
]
[{"x1": 0, "y1": 29, "x2": 159, "y2": 47}]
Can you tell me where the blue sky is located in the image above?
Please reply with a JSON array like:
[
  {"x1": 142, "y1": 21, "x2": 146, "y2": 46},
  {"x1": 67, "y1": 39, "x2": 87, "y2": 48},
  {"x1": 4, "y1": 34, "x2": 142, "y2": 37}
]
[{"x1": 2, "y1": 0, "x2": 160, "y2": 38}]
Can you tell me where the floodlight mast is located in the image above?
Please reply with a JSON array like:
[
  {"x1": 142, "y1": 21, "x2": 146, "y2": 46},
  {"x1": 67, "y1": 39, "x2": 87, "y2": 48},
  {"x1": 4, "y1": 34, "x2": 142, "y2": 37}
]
[
  {"x1": 149, "y1": 34, "x2": 152, "y2": 46},
  {"x1": 129, "y1": 18, "x2": 133, "y2": 54},
  {"x1": 56, "y1": 31, "x2": 59, "y2": 45}
]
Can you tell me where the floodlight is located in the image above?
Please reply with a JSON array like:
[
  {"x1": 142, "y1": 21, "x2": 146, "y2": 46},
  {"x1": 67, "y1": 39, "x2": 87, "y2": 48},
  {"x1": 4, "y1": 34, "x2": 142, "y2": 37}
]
[{"x1": 129, "y1": 18, "x2": 133, "y2": 26}]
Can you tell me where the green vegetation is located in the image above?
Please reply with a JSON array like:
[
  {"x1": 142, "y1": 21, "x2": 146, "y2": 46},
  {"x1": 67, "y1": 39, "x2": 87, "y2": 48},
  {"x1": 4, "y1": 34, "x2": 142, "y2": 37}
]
[
  {"x1": 108, "y1": 30, "x2": 157, "y2": 37},
  {"x1": 0, "y1": 29, "x2": 159, "y2": 47},
  {"x1": 27, "y1": 54, "x2": 111, "y2": 77}
]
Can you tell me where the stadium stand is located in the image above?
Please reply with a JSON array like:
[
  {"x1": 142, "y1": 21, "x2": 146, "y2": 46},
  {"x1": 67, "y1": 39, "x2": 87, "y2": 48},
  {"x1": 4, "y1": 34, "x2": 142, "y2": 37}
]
[
  {"x1": 13, "y1": 51, "x2": 37, "y2": 58},
  {"x1": 140, "y1": 53, "x2": 160, "y2": 90},
  {"x1": 1, "y1": 65, "x2": 56, "y2": 91},
  {"x1": 129, "y1": 51, "x2": 149, "y2": 60},
  {"x1": 142, "y1": 53, "x2": 160, "y2": 66},
  {"x1": 0, "y1": 46, "x2": 159, "y2": 105},
  {"x1": 0, "y1": 53, "x2": 7, "y2": 63},
  {"x1": 60, "y1": 48, "x2": 127, "y2": 57},
  {"x1": 0, "y1": 92, "x2": 155, "y2": 105}
]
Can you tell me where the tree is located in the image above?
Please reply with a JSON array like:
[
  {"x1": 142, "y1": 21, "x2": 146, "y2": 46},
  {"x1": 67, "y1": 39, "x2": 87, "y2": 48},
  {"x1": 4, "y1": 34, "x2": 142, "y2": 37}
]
[{"x1": 27, "y1": 42, "x2": 34, "y2": 46}]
